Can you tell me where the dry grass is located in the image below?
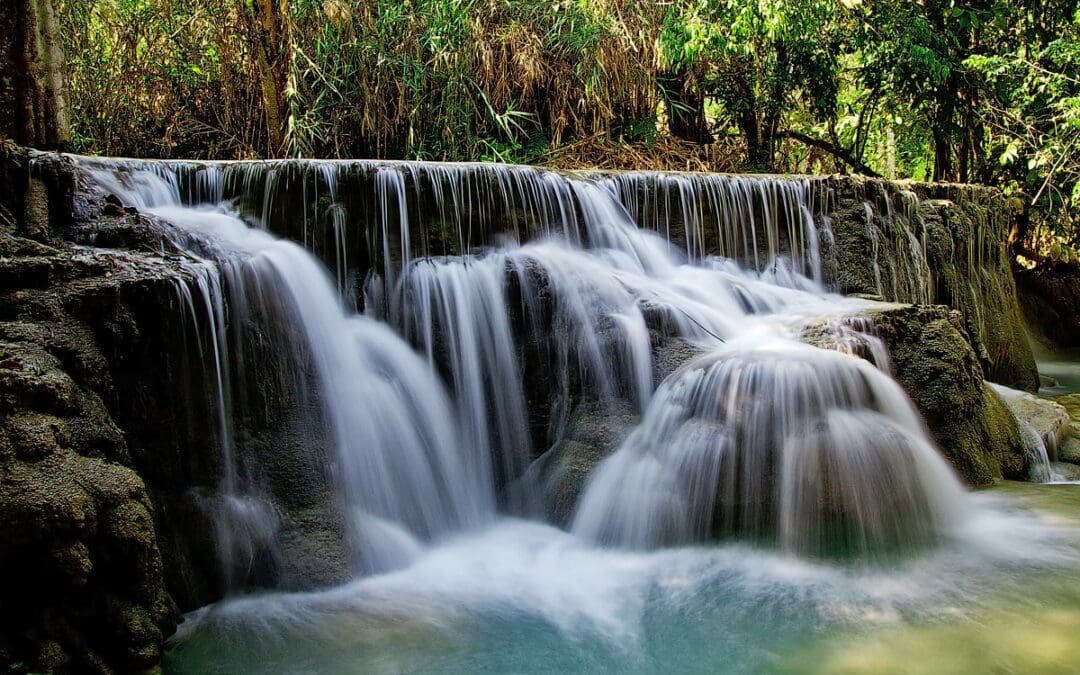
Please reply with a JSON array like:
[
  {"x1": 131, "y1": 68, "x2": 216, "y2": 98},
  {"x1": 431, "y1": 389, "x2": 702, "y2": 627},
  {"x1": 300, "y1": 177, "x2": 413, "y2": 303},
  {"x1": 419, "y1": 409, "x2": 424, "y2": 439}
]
[{"x1": 542, "y1": 134, "x2": 745, "y2": 173}]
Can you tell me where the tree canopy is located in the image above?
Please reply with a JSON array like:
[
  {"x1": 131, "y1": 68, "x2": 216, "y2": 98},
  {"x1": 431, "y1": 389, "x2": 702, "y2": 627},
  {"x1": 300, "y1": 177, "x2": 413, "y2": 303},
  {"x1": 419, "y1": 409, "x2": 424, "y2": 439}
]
[{"x1": 52, "y1": 0, "x2": 1080, "y2": 255}]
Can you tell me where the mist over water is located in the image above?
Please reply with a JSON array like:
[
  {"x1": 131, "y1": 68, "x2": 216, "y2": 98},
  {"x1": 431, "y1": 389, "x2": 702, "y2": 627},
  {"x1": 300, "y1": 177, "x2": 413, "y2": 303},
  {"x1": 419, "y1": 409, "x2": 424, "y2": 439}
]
[{"x1": 71, "y1": 156, "x2": 1080, "y2": 674}]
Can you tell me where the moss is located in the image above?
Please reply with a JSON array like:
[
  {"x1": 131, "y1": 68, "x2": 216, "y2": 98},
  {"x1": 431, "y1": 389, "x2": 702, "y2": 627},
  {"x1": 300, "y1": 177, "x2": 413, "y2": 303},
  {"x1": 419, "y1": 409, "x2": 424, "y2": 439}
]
[
  {"x1": 978, "y1": 385, "x2": 1027, "y2": 479},
  {"x1": 820, "y1": 178, "x2": 1039, "y2": 392},
  {"x1": 862, "y1": 304, "x2": 1026, "y2": 485}
]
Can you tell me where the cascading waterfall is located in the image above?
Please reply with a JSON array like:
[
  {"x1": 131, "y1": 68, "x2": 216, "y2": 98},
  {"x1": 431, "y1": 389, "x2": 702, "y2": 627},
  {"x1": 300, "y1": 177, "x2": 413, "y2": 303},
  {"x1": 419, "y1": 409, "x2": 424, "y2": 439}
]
[
  {"x1": 571, "y1": 338, "x2": 966, "y2": 556},
  {"x1": 82, "y1": 163, "x2": 495, "y2": 579},
  {"x1": 72, "y1": 154, "x2": 973, "y2": 572},
  {"x1": 59, "y1": 154, "x2": 1080, "y2": 674},
  {"x1": 988, "y1": 383, "x2": 1066, "y2": 484}
]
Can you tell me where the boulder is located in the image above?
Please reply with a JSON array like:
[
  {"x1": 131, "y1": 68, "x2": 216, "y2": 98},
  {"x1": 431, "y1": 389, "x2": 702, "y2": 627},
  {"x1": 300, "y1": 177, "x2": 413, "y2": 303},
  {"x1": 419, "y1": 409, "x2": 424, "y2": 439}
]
[
  {"x1": 0, "y1": 147, "x2": 188, "y2": 672},
  {"x1": 1050, "y1": 393, "x2": 1080, "y2": 466},
  {"x1": 1059, "y1": 437, "x2": 1080, "y2": 465},
  {"x1": 989, "y1": 384, "x2": 1072, "y2": 459},
  {"x1": 530, "y1": 398, "x2": 639, "y2": 526},
  {"x1": 528, "y1": 337, "x2": 704, "y2": 525},
  {"x1": 805, "y1": 304, "x2": 1028, "y2": 485}
]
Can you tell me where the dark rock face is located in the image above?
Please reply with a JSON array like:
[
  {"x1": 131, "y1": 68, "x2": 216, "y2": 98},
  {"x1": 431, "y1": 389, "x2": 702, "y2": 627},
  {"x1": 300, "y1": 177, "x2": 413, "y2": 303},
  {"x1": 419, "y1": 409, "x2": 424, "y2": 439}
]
[
  {"x1": 1016, "y1": 261, "x2": 1080, "y2": 351},
  {"x1": 861, "y1": 305, "x2": 1027, "y2": 485},
  {"x1": 0, "y1": 151, "x2": 184, "y2": 671}
]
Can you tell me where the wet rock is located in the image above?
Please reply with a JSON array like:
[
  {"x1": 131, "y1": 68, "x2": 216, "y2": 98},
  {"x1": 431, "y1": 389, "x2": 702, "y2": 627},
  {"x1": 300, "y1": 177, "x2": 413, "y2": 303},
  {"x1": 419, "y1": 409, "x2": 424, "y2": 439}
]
[
  {"x1": 1016, "y1": 260, "x2": 1080, "y2": 351},
  {"x1": 1051, "y1": 462, "x2": 1080, "y2": 481},
  {"x1": 652, "y1": 336, "x2": 704, "y2": 383},
  {"x1": 820, "y1": 178, "x2": 1038, "y2": 392},
  {"x1": 809, "y1": 304, "x2": 1028, "y2": 485},
  {"x1": 1049, "y1": 394, "x2": 1080, "y2": 466},
  {"x1": 1059, "y1": 437, "x2": 1080, "y2": 465},
  {"x1": 1051, "y1": 392, "x2": 1080, "y2": 422},
  {"x1": 275, "y1": 502, "x2": 351, "y2": 590},
  {"x1": 0, "y1": 146, "x2": 183, "y2": 673},
  {"x1": 989, "y1": 384, "x2": 1072, "y2": 459},
  {"x1": 531, "y1": 398, "x2": 639, "y2": 526}
]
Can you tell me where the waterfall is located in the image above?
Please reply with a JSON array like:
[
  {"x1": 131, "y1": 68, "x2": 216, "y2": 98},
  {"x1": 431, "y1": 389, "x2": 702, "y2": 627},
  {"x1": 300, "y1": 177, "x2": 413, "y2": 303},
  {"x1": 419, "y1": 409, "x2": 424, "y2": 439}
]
[
  {"x1": 81, "y1": 163, "x2": 494, "y2": 580},
  {"x1": 70, "y1": 154, "x2": 975, "y2": 585},
  {"x1": 571, "y1": 339, "x2": 966, "y2": 556}
]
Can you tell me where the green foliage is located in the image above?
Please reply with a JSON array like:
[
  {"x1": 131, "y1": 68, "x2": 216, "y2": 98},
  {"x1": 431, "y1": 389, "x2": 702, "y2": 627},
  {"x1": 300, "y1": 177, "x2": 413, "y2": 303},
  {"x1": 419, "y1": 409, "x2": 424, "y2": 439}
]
[
  {"x1": 965, "y1": 7, "x2": 1080, "y2": 248},
  {"x1": 54, "y1": 0, "x2": 1080, "y2": 251}
]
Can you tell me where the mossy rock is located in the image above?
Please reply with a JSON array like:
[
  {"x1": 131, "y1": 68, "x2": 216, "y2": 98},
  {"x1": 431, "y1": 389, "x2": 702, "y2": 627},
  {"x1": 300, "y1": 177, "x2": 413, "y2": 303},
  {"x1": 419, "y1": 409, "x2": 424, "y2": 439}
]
[
  {"x1": 819, "y1": 178, "x2": 1038, "y2": 392},
  {"x1": 531, "y1": 398, "x2": 639, "y2": 526},
  {"x1": 827, "y1": 304, "x2": 1028, "y2": 485}
]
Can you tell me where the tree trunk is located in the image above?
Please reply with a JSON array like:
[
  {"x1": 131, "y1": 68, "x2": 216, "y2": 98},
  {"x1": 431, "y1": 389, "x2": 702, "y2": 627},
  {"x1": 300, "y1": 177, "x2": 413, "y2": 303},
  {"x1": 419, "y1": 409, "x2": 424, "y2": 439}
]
[
  {"x1": 741, "y1": 107, "x2": 773, "y2": 172},
  {"x1": 932, "y1": 126, "x2": 955, "y2": 182},
  {"x1": 659, "y1": 70, "x2": 713, "y2": 145},
  {"x1": 0, "y1": 0, "x2": 70, "y2": 149},
  {"x1": 241, "y1": 0, "x2": 291, "y2": 157}
]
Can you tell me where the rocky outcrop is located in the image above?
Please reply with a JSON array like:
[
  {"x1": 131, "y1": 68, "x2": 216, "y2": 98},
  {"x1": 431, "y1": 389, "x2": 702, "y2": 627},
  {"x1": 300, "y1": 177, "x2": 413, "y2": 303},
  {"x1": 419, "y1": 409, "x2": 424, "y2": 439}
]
[
  {"x1": 804, "y1": 304, "x2": 1028, "y2": 486},
  {"x1": 818, "y1": 178, "x2": 1038, "y2": 392},
  {"x1": 1016, "y1": 260, "x2": 1080, "y2": 351},
  {"x1": 1, "y1": 144, "x2": 368, "y2": 674},
  {"x1": 0, "y1": 148, "x2": 184, "y2": 671}
]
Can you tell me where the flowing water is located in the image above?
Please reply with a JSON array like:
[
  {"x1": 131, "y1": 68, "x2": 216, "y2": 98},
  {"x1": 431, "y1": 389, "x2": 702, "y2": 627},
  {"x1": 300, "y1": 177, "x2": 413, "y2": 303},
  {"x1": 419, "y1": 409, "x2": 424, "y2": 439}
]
[
  {"x1": 164, "y1": 485, "x2": 1080, "y2": 674},
  {"x1": 1035, "y1": 345, "x2": 1080, "y2": 396},
  {"x1": 64, "y1": 156, "x2": 1080, "y2": 673}
]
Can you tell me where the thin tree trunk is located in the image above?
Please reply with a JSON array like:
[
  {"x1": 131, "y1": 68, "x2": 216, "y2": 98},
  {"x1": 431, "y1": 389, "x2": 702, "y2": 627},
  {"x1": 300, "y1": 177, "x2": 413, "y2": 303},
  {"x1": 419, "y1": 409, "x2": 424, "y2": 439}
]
[
  {"x1": 932, "y1": 126, "x2": 954, "y2": 182},
  {"x1": 886, "y1": 122, "x2": 897, "y2": 179},
  {"x1": 241, "y1": 0, "x2": 290, "y2": 157}
]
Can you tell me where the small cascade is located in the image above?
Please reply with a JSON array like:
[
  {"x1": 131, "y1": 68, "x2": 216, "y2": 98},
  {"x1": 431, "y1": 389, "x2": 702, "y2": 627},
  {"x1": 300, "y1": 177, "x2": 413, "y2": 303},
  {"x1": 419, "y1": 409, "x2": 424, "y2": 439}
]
[
  {"x1": 1017, "y1": 421, "x2": 1062, "y2": 483},
  {"x1": 596, "y1": 172, "x2": 824, "y2": 282},
  {"x1": 988, "y1": 383, "x2": 1068, "y2": 484},
  {"x1": 854, "y1": 186, "x2": 933, "y2": 305},
  {"x1": 572, "y1": 339, "x2": 967, "y2": 557}
]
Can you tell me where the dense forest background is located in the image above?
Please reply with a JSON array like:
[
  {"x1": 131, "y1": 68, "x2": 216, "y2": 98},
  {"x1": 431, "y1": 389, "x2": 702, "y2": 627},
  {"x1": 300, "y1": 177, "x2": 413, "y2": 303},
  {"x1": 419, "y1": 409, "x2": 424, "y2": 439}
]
[{"x1": 58, "y1": 0, "x2": 1080, "y2": 256}]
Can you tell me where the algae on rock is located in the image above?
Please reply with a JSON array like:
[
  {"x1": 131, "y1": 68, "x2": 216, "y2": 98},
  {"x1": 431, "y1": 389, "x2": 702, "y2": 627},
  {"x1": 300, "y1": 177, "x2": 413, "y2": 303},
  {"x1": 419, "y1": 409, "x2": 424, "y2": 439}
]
[{"x1": 803, "y1": 304, "x2": 1028, "y2": 486}]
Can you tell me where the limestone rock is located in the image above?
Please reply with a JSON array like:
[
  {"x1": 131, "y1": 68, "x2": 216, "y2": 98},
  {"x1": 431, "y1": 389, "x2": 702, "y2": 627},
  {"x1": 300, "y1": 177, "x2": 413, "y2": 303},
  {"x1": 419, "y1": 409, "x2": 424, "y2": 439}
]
[
  {"x1": 989, "y1": 383, "x2": 1072, "y2": 459},
  {"x1": 805, "y1": 304, "x2": 1028, "y2": 485},
  {"x1": 819, "y1": 178, "x2": 1038, "y2": 392},
  {"x1": 1059, "y1": 437, "x2": 1080, "y2": 465}
]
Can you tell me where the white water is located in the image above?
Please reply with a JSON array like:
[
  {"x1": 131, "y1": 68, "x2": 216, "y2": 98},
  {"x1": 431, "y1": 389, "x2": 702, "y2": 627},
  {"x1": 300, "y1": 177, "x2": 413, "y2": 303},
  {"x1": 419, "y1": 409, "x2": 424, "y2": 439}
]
[
  {"x1": 84, "y1": 166, "x2": 494, "y2": 578},
  {"x1": 76, "y1": 155, "x2": 970, "y2": 563},
  {"x1": 572, "y1": 339, "x2": 966, "y2": 555},
  {"x1": 63, "y1": 155, "x2": 1075, "y2": 673}
]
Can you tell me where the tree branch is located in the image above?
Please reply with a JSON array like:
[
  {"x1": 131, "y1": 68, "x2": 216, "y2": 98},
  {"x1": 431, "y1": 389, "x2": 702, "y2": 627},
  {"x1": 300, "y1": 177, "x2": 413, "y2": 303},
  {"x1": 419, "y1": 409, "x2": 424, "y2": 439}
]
[{"x1": 780, "y1": 130, "x2": 882, "y2": 177}]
